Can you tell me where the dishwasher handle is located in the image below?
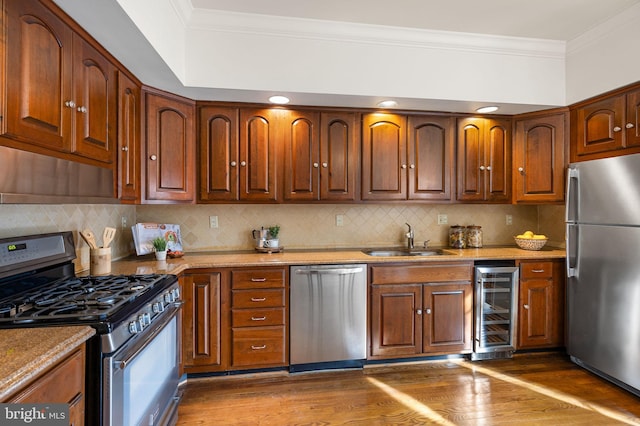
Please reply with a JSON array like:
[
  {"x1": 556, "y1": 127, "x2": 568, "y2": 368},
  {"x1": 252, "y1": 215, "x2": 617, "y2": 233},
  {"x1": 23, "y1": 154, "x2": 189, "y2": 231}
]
[{"x1": 294, "y1": 267, "x2": 364, "y2": 275}]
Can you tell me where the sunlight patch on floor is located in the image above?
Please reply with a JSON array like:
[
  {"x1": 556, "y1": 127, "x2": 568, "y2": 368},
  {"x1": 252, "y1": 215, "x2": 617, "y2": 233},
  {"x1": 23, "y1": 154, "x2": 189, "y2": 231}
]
[
  {"x1": 366, "y1": 376, "x2": 457, "y2": 426},
  {"x1": 455, "y1": 359, "x2": 640, "y2": 426}
]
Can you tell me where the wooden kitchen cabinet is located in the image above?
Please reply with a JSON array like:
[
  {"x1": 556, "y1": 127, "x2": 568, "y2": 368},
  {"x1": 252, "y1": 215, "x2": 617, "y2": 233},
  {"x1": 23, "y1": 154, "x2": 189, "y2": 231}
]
[
  {"x1": 182, "y1": 271, "x2": 229, "y2": 373},
  {"x1": 369, "y1": 262, "x2": 473, "y2": 359},
  {"x1": 3, "y1": 0, "x2": 117, "y2": 166},
  {"x1": 513, "y1": 110, "x2": 567, "y2": 203},
  {"x1": 570, "y1": 86, "x2": 640, "y2": 162},
  {"x1": 230, "y1": 267, "x2": 288, "y2": 369},
  {"x1": 143, "y1": 88, "x2": 196, "y2": 203},
  {"x1": 516, "y1": 260, "x2": 565, "y2": 349},
  {"x1": 282, "y1": 110, "x2": 320, "y2": 201},
  {"x1": 362, "y1": 113, "x2": 454, "y2": 201},
  {"x1": 117, "y1": 71, "x2": 141, "y2": 202},
  {"x1": 457, "y1": 117, "x2": 511, "y2": 202},
  {"x1": 7, "y1": 343, "x2": 86, "y2": 426}
]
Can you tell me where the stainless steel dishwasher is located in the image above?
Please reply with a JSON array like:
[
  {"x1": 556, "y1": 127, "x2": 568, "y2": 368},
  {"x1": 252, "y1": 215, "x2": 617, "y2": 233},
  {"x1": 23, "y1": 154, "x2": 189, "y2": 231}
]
[{"x1": 289, "y1": 264, "x2": 367, "y2": 372}]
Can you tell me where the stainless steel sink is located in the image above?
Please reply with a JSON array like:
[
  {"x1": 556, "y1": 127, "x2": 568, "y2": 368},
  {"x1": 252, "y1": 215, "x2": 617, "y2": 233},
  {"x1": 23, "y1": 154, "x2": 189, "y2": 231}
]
[{"x1": 362, "y1": 248, "x2": 445, "y2": 257}]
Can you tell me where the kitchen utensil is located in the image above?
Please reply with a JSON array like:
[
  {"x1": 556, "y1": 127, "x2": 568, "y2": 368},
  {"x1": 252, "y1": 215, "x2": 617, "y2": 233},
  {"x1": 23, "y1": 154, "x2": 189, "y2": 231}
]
[
  {"x1": 80, "y1": 229, "x2": 99, "y2": 250},
  {"x1": 102, "y1": 227, "x2": 116, "y2": 248}
]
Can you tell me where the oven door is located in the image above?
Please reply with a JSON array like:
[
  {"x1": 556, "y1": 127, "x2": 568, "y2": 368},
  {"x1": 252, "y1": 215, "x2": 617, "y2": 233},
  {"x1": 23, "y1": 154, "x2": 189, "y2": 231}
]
[{"x1": 103, "y1": 302, "x2": 182, "y2": 426}]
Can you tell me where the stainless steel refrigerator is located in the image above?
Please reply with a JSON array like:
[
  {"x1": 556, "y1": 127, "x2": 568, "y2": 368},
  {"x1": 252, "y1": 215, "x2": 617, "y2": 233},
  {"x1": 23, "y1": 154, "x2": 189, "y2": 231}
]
[{"x1": 566, "y1": 153, "x2": 640, "y2": 396}]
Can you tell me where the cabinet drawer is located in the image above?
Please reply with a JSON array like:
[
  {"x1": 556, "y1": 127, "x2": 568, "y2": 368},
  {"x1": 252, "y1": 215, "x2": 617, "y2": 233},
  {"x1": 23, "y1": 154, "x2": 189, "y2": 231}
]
[
  {"x1": 232, "y1": 327, "x2": 286, "y2": 367},
  {"x1": 232, "y1": 269, "x2": 286, "y2": 289},
  {"x1": 9, "y1": 345, "x2": 85, "y2": 404},
  {"x1": 232, "y1": 289, "x2": 284, "y2": 308},
  {"x1": 370, "y1": 262, "x2": 472, "y2": 285},
  {"x1": 232, "y1": 308, "x2": 285, "y2": 327},
  {"x1": 520, "y1": 262, "x2": 553, "y2": 279}
]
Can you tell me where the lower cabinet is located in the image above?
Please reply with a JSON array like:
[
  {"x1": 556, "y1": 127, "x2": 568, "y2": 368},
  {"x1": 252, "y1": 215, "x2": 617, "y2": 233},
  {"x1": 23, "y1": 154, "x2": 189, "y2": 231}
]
[
  {"x1": 7, "y1": 343, "x2": 86, "y2": 425},
  {"x1": 516, "y1": 259, "x2": 565, "y2": 349},
  {"x1": 369, "y1": 262, "x2": 473, "y2": 359},
  {"x1": 181, "y1": 267, "x2": 288, "y2": 374}
]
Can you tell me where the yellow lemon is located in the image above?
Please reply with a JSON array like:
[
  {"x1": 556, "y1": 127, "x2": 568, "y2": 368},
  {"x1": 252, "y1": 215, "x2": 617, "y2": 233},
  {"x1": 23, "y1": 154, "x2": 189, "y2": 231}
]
[
  {"x1": 523, "y1": 231, "x2": 534, "y2": 238},
  {"x1": 532, "y1": 234, "x2": 547, "y2": 239},
  {"x1": 516, "y1": 234, "x2": 526, "y2": 239}
]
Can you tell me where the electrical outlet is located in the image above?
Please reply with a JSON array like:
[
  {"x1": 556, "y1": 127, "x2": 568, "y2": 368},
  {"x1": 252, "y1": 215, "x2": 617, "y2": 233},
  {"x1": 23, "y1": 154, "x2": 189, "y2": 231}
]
[
  {"x1": 506, "y1": 214, "x2": 513, "y2": 225},
  {"x1": 437, "y1": 214, "x2": 448, "y2": 225},
  {"x1": 121, "y1": 216, "x2": 127, "y2": 229},
  {"x1": 335, "y1": 214, "x2": 344, "y2": 227},
  {"x1": 209, "y1": 215, "x2": 219, "y2": 229}
]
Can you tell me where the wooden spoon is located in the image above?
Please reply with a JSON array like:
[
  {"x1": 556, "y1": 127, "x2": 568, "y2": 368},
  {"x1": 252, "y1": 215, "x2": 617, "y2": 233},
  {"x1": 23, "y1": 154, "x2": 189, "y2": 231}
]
[
  {"x1": 80, "y1": 229, "x2": 98, "y2": 250},
  {"x1": 102, "y1": 227, "x2": 116, "y2": 248}
]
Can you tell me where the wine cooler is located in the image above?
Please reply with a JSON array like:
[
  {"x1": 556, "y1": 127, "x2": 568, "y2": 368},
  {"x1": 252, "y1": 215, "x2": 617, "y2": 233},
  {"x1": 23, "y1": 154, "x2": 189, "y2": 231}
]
[{"x1": 472, "y1": 262, "x2": 519, "y2": 361}]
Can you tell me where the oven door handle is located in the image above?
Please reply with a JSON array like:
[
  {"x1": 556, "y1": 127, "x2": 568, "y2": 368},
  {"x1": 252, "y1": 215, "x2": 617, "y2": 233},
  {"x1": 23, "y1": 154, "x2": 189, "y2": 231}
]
[{"x1": 117, "y1": 301, "x2": 183, "y2": 370}]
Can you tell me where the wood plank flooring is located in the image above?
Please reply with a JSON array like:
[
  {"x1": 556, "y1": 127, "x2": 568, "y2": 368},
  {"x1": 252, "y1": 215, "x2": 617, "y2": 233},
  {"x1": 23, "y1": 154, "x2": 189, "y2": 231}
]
[{"x1": 177, "y1": 353, "x2": 640, "y2": 425}]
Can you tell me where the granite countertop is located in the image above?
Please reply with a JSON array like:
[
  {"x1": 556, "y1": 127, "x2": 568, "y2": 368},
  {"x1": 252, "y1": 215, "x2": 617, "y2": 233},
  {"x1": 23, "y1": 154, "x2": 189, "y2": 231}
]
[
  {"x1": 107, "y1": 245, "x2": 566, "y2": 276},
  {"x1": 0, "y1": 326, "x2": 96, "y2": 401}
]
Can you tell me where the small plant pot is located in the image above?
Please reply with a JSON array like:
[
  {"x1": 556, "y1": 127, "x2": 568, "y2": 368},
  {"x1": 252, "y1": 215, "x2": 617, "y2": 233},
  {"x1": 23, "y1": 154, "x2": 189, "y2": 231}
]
[
  {"x1": 264, "y1": 239, "x2": 279, "y2": 248},
  {"x1": 155, "y1": 250, "x2": 167, "y2": 261}
]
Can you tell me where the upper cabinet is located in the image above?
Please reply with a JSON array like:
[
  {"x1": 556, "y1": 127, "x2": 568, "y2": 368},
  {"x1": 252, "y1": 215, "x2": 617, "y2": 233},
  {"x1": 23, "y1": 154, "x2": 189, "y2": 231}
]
[
  {"x1": 571, "y1": 86, "x2": 640, "y2": 162},
  {"x1": 362, "y1": 113, "x2": 454, "y2": 201},
  {"x1": 239, "y1": 108, "x2": 279, "y2": 202},
  {"x1": 143, "y1": 89, "x2": 196, "y2": 203},
  {"x1": 3, "y1": 0, "x2": 117, "y2": 165},
  {"x1": 319, "y1": 112, "x2": 360, "y2": 201},
  {"x1": 456, "y1": 117, "x2": 511, "y2": 203},
  {"x1": 117, "y1": 72, "x2": 141, "y2": 203},
  {"x1": 282, "y1": 110, "x2": 320, "y2": 201},
  {"x1": 513, "y1": 110, "x2": 567, "y2": 204}
]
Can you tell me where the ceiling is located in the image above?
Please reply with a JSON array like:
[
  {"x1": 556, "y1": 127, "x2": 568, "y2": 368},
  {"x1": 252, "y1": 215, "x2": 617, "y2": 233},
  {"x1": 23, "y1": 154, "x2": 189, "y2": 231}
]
[{"x1": 190, "y1": 0, "x2": 640, "y2": 41}]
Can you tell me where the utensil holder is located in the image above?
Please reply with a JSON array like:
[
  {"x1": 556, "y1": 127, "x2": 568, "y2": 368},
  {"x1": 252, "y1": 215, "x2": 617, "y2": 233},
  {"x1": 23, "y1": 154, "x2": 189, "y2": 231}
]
[{"x1": 90, "y1": 247, "x2": 112, "y2": 275}]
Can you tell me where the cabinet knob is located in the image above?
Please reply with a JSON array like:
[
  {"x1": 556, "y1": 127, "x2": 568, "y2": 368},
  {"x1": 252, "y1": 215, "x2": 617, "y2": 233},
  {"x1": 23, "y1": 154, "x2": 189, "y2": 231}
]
[
  {"x1": 313, "y1": 162, "x2": 319, "y2": 168},
  {"x1": 518, "y1": 167, "x2": 524, "y2": 173},
  {"x1": 77, "y1": 106, "x2": 87, "y2": 113},
  {"x1": 322, "y1": 162, "x2": 328, "y2": 168},
  {"x1": 401, "y1": 164, "x2": 407, "y2": 169},
  {"x1": 486, "y1": 166, "x2": 492, "y2": 171},
  {"x1": 523, "y1": 304, "x2": 529, "y2": 310},
  {"x1": 626, "y1": 123, "x2": 635, "y2": 129},
  {"x1": 409, "y1": 164, "x2": 415, "y2": 169},
  {"x1": 121, "y1": 146, "x2": 129, "y2": 152},
  {"x1": 416, "y1": 309, "x2": 422, "y2": 315},
  {"x1": 64, "y1": 100, "x2": 76, "y2": 108},
  {"x1": 479, "y1": 166, "x2": 486, "y2": 171},
  {"x1": 149, "y1": 155, "x2": 157, "y2": 161},
  {"x1": 613, "y1": 126, "x2": 622, "y2": 132},
  {"x1": 230, "y1": 161, "x2": 237, "y2": 167},
  {"x1": 240, "y1": 161, "x2": 247, "y2": 167},
  {"x1": 426, "y1": 308, "x2": 431, "y2": 315}
]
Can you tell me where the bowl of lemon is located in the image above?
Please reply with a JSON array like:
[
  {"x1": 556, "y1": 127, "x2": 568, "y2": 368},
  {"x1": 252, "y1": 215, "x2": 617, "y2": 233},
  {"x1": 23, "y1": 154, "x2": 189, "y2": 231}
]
[{"x1": 514, "y1": 231, "x2": 548, "y2": 251}]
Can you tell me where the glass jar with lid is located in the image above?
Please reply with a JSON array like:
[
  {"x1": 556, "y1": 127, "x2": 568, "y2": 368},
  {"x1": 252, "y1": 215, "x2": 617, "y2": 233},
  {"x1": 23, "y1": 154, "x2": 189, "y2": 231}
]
[
  {"x1": 466, "y1": 225, "x2": 483, "y2": 248},
  {"x1": 449, "y1": 225, "x2": 466, "y2": 248}
]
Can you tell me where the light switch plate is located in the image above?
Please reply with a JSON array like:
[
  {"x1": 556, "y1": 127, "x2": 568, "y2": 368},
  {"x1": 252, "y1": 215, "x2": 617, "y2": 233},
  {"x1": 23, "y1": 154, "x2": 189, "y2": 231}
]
[
  {"x1": 209, "y1": 215, "x2": 219, "y2": 229},
  {"x1": 437, "y1": 214, "x2": 448, "y2": 225},
  {"x1": 506, "y1": 214, "x2": 513, "y2": 225},
  {"x1": 335, "y1": 214, "x2": 344, "y2": 226}
]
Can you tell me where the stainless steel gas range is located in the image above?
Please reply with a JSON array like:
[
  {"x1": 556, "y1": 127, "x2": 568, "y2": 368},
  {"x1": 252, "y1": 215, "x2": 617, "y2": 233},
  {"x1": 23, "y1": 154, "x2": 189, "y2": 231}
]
[{"x1": 0, "y1": 231, "x2": 183, "y2": 426}]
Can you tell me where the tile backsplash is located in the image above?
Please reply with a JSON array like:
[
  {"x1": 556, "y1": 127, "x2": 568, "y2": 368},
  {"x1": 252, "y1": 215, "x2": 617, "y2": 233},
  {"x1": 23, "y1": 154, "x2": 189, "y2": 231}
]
[{"x1": 0, "y1": 203, "x2": 565, "y2": 272}]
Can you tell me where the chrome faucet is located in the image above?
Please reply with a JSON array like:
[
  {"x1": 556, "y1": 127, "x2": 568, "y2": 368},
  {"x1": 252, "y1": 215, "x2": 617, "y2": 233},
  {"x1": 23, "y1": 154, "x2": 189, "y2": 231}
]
[{"x1": 405, "y1": 223, "x2": 414, "y2": 249}]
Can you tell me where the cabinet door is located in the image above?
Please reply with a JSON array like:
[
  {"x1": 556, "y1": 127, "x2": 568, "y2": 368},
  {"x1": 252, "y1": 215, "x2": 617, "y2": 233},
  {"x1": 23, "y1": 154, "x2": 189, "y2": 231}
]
[
  {"x1": 198, "y1": 106, "x2": 239, "y2": 201},
  {"x1": 407, "y1": 115, "x2": 453, "y2": 201},
  {"x1": 182, "y1": 273, "x2": 227, "y2": 372},
  {"x1": 361, "y1": 113, "x2": 407, "y2": 200},
  {"x1": 4, "y1": 0, "x2": 73, "y2": 152},
  {"x1": 283, "y1": 110, "x2": 320, "y2": 201},
  {"x1": 626, "y1": 88, "x2": 640, "y2": 148},
  {"x1": 484, "y1": 118, "x2": 511, "y2": 202},
  {"x1": 422, "y1": 283, "x2": 472, "y2": 354},
  {"x1": 518, "y1": 278, "x2": 554, "y2": 348},
  {"x1": 456, "y1": 117, "x2": 484, "y2": 201},
  {"x1": 370, "y1": 284, "x2": 422, "y2": 357},
  {"x1": 72, "y1": 35, "x2": 117, "y2": 163},
  {"x1": 574, "y1": 95, "x2": 625, "y2": 157},
  {"x1": 319, "y1": 111, "x2": 359, "y2": 201},
  {"x1": 117, "y1": 72, "x2": 141, "y2": 202},
  {"x1": 144, "y1": 91, "x2": 195, "y2": 202},
  {"x1": 239, "y1": 108, "x2": 279, "y2": 201},
  {"x1": 513, "y1": 112, "x2": 566, "y2": 203}
]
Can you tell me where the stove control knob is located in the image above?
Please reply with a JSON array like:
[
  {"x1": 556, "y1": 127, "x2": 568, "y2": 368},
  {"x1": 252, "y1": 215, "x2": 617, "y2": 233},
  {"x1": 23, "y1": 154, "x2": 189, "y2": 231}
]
[
  {"x1": 152, "y1": 301, "x2": 165, "y2": 313},
  {"x1": 164, "y1": 292, "x2": 175, "y2": 303},
  {"x1": 171, "y1": 288, "x2": 180, "y2": 300},
  {"x1": 139, "y1": 313, "x2": 151, "y2": 326},
  {"x1": 128, "y1": 321, "x2": 142, "y2": 334}
]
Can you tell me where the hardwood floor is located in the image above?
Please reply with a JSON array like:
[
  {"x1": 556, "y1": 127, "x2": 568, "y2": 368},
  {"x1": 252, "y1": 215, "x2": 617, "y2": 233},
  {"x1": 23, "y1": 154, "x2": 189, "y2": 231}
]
[{"x1": 177, "y1": 353, "x2": 640, "y2": 425}]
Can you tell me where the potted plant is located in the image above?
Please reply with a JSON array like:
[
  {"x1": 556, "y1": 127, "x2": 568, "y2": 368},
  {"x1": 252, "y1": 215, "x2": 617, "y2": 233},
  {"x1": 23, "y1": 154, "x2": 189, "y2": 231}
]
[
  {"x1": 152, "y1": 237, "x2": 168, "y2": 260},
  {"x1": 266, "y1": 225, "x2": 280, "y2": 248}
]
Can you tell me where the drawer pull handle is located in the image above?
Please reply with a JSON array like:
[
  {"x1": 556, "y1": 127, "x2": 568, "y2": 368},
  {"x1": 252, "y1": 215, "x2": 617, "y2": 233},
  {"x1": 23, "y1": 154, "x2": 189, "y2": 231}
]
[
  {"x1": 250, "y1": 277, "x2": 267, "y2": 282},
  {"x1": 251, "y1": 345, "x2": 267, "y2": 350},
  {"x1": 251, "y1": 297, "x2": 267, "y2": 302},
  {"x1": 531, "y1": 269, "x2": 545, "y2": 273},
  {"x1": 251, "y1": 316, "x2": 267, "y2": 321}
]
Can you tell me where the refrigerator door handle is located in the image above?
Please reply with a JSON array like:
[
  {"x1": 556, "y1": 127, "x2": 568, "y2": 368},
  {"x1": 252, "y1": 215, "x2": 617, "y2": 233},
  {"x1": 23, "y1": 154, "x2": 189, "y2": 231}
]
[
  {"x1": 565, "y1": 167, "x2": 579, "y2": 223},
  {"x1": 566, "y1": 223, "x2": 579, "y2": 278}
]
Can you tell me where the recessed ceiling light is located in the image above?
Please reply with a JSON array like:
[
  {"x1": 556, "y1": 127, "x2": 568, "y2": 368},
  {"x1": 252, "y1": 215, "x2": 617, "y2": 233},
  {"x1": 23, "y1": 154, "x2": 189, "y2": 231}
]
[
  {"x1": 268, "y1": 95, "x2": 290, "y2": 105},
  {"x1": 377, "y1": 100, "x2": 398, "y2": 108},
  {"x1": 476, "y1": 106, "x2": 499, "y2": 113}
]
